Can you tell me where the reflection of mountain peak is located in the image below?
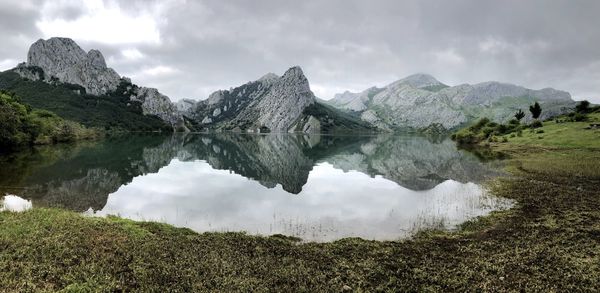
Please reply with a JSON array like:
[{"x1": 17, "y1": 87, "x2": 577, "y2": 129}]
[
  {"x1": 1, "y1": 133, "x2": 500, "y2": 212},
  {"x1": 182, "y1": 134, "x2": 313, "y2": 194}
]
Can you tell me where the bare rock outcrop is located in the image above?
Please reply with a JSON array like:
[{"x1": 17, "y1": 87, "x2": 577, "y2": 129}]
[
  {"x1": 15, "y1": 37, "x2": 185, "y2": 129},
  {"x1": 24, "y1": 38, "x2": 121, "y2": 95},
  {"x1": 188, "y1": 66, "x2": 317, "y2": 133}
]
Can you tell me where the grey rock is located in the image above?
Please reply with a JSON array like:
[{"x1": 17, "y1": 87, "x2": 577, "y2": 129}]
[
  {"x1": 202, "y1": 116, "x2": 213, "y2": 124},
  {"x1": 301, "y1": 116, "x2": 321, "y2": 133},
  {"x1": 15, "y1": 37, "x2": 185, "y2": 129},
  {"x1": 12, "y1": 63, "x2": 45, "y2": 82},
  {"x1": 188, "y1": 66, "x2": 316, "y2": 132},
  {"x1": 175, "y1": 99, "x2": 197, "y2": 114},
  {"x1": 329, "y1": 74, "x2": 575, "y2": 130},
  {"x1": 24, "y1": 38, "x2": 121, "y2": 95},
  {"x1": 131, "y1": 87, "x2": 186, "y2": 130}
]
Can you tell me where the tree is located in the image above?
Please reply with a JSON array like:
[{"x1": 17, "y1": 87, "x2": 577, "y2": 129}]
[
  {"x1": 529, "y1": 102, "x2": 542, "y2": 119},
  {"x1": 514, "y1": 109, "x2": 525, "y2": 121},
  {"x1": 576, "y1": 100, "x2": 590, "y2": 113}
]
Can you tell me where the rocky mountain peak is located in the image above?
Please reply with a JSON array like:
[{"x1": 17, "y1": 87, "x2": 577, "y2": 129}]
[
  {"x1": 16, "y1": 37, "x2": 185, "y2": 129},
  {"x1": 394, "y1": 73, "x2": 444, "y2": 89},
  {"x1": 258, "y1": 73, "x2": 279, "y2": 83},
  {"x1": 28, "y1": 38, "x2": 87, "y2": 65},
  {"x1": 186, "y1": 66, "x2": 319, "y2": 132},
  {"x1": 25, "y1": 37, "x2": 121, "y2": 95},
  {"x1": 281, "y1": 66, "x2": 306, "y2": 80},
  {"x1": 86, "y1": 49, "x2": 107, "y2": 68}
]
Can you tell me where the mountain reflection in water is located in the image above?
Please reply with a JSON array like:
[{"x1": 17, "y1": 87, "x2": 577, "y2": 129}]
[{"x1": 0, "y1": 133, "x2": 510, "y2": 241}]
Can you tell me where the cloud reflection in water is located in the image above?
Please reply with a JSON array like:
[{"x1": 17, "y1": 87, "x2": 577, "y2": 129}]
[{"x1": 97, "y1": 159, "x2": 511, "y2": 242}]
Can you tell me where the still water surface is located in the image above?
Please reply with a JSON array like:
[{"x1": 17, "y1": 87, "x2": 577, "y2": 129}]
[{"x1": 0, "y1": 133, "x2": 510, "y2": 241}]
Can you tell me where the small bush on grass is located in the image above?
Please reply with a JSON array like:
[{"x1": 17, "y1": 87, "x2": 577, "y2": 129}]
[{"x1": 530, "y1": 120, "x2": 543, "y2": 128}]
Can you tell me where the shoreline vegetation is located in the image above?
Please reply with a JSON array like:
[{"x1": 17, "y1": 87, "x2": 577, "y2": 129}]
[
  {"x1": 1, "y1": 105, "x2": 599, "y2": 291},
  {"x1": 0, "y1": 91, "x2": 102, "y2": 151}
]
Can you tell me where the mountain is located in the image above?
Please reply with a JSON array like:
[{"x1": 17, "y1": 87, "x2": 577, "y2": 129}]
[
  {"x1": 184, "y1": 67, "x2": 373, "y2": 133},
  {"x1": 3, "y1": 37, "x2": 184, "y2": 130},
  {"x1": 327, "y1": 74, "x2": 576, "y2": 131},
  {"x1": 23, "y1": 38, "x2": 122, "y2": 95}
]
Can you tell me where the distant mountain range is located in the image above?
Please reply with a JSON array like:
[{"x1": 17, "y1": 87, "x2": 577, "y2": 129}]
[
  {"x1": 0, "y1": 38, "x2": 577, "y2": 133},
  {"x1": 326, "y1": 74, "x2": 576, "y2": 130}
]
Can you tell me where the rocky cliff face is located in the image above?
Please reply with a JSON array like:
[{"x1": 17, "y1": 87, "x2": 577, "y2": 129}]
[
  {"x1": 24, "y1": 38, "x2": 122, "y2": 95},
  {"x1": 328, "y1": 74, "x2": 575, "y2": 130},
  {"x1": 175, "y1": 98, "x2": 197, "y2": 115},
  {"x1": 14, "y1": 38, "x2": 183, "y2": 128},
  {"x1": 130, "y1": 87, "x2": 186, "y2": 130},
  {"x1": 185, "y1": 66, "x2": 373, "y2": 133},
  {"x1": 187, "y1": 66, "x2": 317, "y2": 132}
]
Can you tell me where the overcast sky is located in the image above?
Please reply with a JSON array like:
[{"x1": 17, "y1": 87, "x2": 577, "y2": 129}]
[{"x1": 1, "y1": 0, "x2": 599, "y2": 102}]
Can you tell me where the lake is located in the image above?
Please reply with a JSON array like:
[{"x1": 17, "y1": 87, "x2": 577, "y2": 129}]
[{"x1": 0, "y1": 133, "x2": 511, "y2": 242}]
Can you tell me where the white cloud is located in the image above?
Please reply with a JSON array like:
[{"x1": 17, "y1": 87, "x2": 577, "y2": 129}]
[
  {"x1": 140, "y1": 65, "x2": 178, "y2": 77},
  {"x1": 478, "y1": 38, "x2": 510, "y2": 53},
  {"x1": 121, "y1": 48, "x2": 144, "y2": 60},
  {"x1": 36, "y1": 0, "x2": 161, "y2": 45},
  {"x1": 0, "y1": 59, "x2": 18, "y2": 71}
]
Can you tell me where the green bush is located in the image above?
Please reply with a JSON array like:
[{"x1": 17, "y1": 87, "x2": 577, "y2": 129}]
[
  {"x1": 572, "y1": 113, "x2": 587, "y2": 122},
  {"x1": 452, "y1": 117, "x2": 525, "y2": 145},
  {"x1": 575, "y1": 100, "x2": 590, "y2": 113},
  {"x1": 0, "y1": 91, "x2": 99, "y2": 149},
  {"x1": 530, "y1": 120, "x2": 543, "y2": 128}
]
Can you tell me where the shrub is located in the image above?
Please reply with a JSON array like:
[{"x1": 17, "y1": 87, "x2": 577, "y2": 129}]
[
  {"x1": 509, "y1": 119, "x2": 520, "y2": 125},
  {"x1": 452, "y1": 117, "x2": 525, "y2": 145},
  {"x1": 514, "y1": 109, "x2": 525, "y2": 121},
  {"x1": 530, "y1": 120, "x2": 543, "y2": 128},
  {"x1": 496, "y1": 124, "x2": 510, "y2": 135},
  {"x1": 482, "y1": 127, "x2": 495, "y2": 137},
  {"x1": 574, "y1": 113, "x2": 587, "y2": 122},
  {"x1": 452, "y1": 130, "x2": 478, "y2": 144},
  {"x1": 468, "y1": 118, "x2": 491, "y2": 132},
  {"x1": 575, "y1": 100, "x2": 590, "y2": 113}
]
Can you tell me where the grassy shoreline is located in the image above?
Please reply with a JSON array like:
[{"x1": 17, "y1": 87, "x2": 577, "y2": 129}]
[{"x1": 1, "y1": 127, "x2": 599, "y2": 291}]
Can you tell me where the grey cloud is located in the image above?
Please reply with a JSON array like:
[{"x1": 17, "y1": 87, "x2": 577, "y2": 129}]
[
  {"x1": 0, "y1": 1, "x2": 42, "y2": 66},
  {"x1": 1, "y1": 0, "x2": 599, "y2": 102}
]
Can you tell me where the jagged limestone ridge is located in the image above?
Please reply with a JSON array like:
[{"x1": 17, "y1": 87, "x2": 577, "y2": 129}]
[{"x1": 188, "y1": 66, "x2": 317, "y2": 132}]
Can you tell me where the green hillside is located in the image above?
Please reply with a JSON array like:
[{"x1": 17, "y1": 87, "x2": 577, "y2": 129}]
[{"x1": 0, "y1": 71, "x2": 171, "y2": 132}]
